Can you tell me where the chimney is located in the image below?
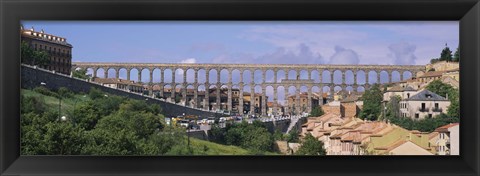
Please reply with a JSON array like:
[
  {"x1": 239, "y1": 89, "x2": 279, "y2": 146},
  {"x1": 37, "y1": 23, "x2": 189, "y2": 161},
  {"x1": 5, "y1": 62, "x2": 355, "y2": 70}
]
[{"x1": 446, "y1": 93, "x2": 448, "y2": 100}]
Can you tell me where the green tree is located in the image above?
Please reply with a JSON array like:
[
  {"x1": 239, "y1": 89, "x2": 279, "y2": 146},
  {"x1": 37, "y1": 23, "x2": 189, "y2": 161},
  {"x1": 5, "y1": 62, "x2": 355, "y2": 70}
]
[
  {"x1": 285, "y1": 130, "x2": 299, "y2": 143},
  {"x1": 309, "y1": 106, "x2": 324, "y2": 117},
  {"x1": 426, "y1": 80, "x2": 455, "y2": 98},
  {"x1": 385, "y1": 95, "x2": 401, "y2": 119},
  {"x1": 224, "y1": 121, "x2": 274, "y2": 153},
  {"x1": 430, "y1": 58, "x2": 440, "y2": 64},
  {"x1": 446, "y1": 89, "x2": 460, "y2": 118},
  {"x1": 439, "y1": 44, "x2": 453, "y2": 61},
  {"x1": 72, "y1": 68, "x2": 91, "y2": 80},
  {"x1": 21, "y1": 41, "x2": 50, "y2": 66},
  {"x1": 425, "y1": 80, "x2": 459, "y2": 118},
  {"x1": 452, "y1": 46, "x2": 460, "y2": 62},
  {"x1": 42, "y1": 122, "x2": 86, "y2": 155},
  {"x1": 57, "y1": 87, "x2": 73, "y2": 99},
  {"x1": 295, "y1": 133, "x2": 326, "y2": 155},
  {"x1": 359, "y1": 84, "x2": 383, "y2": 121}
]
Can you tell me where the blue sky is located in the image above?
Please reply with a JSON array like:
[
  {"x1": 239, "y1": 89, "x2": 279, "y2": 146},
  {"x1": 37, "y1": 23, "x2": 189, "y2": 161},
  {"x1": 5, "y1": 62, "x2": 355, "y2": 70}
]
[
  {"x1": 21, "y1": 21, "x2": 459, "y2": 103},
  {"x1": 22, "y1": 21, "x2": 459, "y2": 65}
]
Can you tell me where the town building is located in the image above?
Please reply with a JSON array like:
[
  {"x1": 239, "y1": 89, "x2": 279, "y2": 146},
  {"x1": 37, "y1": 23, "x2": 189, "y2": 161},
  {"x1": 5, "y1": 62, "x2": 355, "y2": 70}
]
[
  {"x1": 425, "y1": 60, "x2": 459, "y2": 72},
  {"x1": 399, "y1": 89, "x2": 450, "y2": 120},
  {"x1": 383, "y1": 85, "x2": 419, "y2": 102},
  {"x1": 91, "y1": 77, "x2": 144, "y2": 93},
  {"x1": 21, "y1": 26, "x2": 73, "y2": 75},
  {"x1": 435, "y1": 123, "x2": 460, "y2": 155},
  {"x1": 287, "y1": 92, "x2": 320, "y2": 115}
]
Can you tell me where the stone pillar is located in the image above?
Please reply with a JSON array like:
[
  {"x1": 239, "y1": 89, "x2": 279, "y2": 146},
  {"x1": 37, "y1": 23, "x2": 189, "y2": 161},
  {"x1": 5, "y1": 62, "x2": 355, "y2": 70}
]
[
  {"x1": 353, "y1": 72, "x2": 357, "y2": 85},
  {"x1": 377, "y1": 71, "x2": 381, "y2": 84},
  {"x1": 307, "y1": 87, "x2": 312, "y2": 114},
  {"x1": 273, "y1": 87, "x2": 278, "y2": 115},
  {"x1": 388, "y1": 71, "x2": 392, "y2": 83},
  {"x1": 159, "y1": 84, "x2": 164, "y2": 98},
  {"x1": 250, "y1": 70, "x2": 254, "y2": 85},
  {"x1": 160, "y1": 69, "x2": 164, "y2": 83},
  {"x1": 228, "y1": 70, "x2": 233, "y2": 112},
  {"x1": 273, "y1": 69, "x2": 277, "y2": 83},
  {"x1": 239, "y1": 70, "x2": 244, "y2": 83},
  {"x1": 216, "y1": 83, "x2": 221, "y2": 110},
  {"x1": 366, "y1": 71, "x2": 369, "y2": 85},
  {"x1": 284, "y1": 89, "x2": 289, "y2": 115},
  {"x1": 228, "y1": 85, "x2": 232, "y2": 112},
  {"x1": 126, "y1": 68, "x2": 130, "y2": 80},
  {"x1": 194, "y1": 69, "x2": 198, "y2": 84},
  {"x1": 148, "y1": 85, "x2": 153, "y2": 96},
  {"x1": 239, "y1": 84, "x2": 244, "y2": 115},
  {"x1": 217, "y1": 70, "x2": 221, "y2": 84},
  {"x1": 103, "y1": 67, "x2": 108, "y2": 78},
  {"x1": 206, "y1": 69, "x2": 210, "y2": 84},
  {"x1": 262, "y1": 70, "x2": 266, "y2": 83},
  {"x1": 137, "y1": 69, "x2": 142, "y2": 82},
  {"x1": 171, "y1": 85, "x2": 176, "y2": 102},
  {"x1": 342, "y1": 71, "x2": 346, "y2": 84},
  {"x1": 115, "y1": 68, "x2": 120, "y2": 79},
  {"x1": 308, "y1": 70, "x2": 311, "y2": 80},
  {"x1": 295, "y1": 86, "x2": 300, "y2": 115},
  {"x1": 330, "y1": 70, "x2": 334, "y2": 84},
  {"x1": 194, "y1": 85, "x2": 198, "y2": 108},
  {"x1": 149, "y1": 69, "x2": 153, "y2": 83},
  {"x1": 250, "y1": 85, "x2": 255, "y2": 115},
  {"x1": 205, "y1": 83, "x2": 210, "y2": 110},
  {"x1": 183, "y1": 69, "x2": 187, "y2": 83},
  {"x1": 400, "y1": 71, "x2": 404, "y2": 81},
  {"x1": 172, "y1": 69, "x2": 176, "y2": 84},
  {"x1": 318, "y1": 70, "x2": 322, "y2": 84},
  {"x1": 92, "y1": 68, "x2": 98, "y2": 78},
  {"x1": 330, "y1": 85, "x2": 335, "y2": 99},
  {"x1": 261, "y1": 87, "x2": 266, "y2": 116},
  {"x1": 182, "y1": 85, "x2": 187, "y2": 105}
]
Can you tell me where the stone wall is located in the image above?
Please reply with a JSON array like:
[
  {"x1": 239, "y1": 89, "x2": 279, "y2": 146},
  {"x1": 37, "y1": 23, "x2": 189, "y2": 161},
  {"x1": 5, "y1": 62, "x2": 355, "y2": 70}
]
[
  {"x1": 341, "y1": 102, "x2": 359, "y2": 118},
  {"x1": 21, "y1": 65, "x2": 223, "y2": 118}
]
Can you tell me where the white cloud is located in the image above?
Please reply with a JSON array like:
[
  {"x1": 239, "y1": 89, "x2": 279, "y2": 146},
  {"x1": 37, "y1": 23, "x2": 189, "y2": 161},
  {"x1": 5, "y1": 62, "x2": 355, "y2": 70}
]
[
  {"x1": 180, "y1": 58, "x2": 197, "y2": 64},
  {"x1": 388, "y1": 42, "x2": 417, "y2": 65},
  {"x1": 328, "y1": 46, "x2": 360, "y2": 65}
]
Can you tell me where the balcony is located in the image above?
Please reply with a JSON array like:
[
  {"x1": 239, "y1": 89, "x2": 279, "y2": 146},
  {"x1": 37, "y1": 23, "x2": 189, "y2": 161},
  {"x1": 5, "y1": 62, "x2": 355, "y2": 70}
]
[
  {"x1": 418, "y1": 107, "x2": 429, "y2": 112},
  {"x1": 432, "y1": 107, "x2": 443, "y2": 112}
]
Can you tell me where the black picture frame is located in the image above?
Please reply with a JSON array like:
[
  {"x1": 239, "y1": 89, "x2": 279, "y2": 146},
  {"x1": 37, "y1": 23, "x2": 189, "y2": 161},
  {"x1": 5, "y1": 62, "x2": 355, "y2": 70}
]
[{"x1": 1, "y1": 0, "x2": 479, "y2": 175}]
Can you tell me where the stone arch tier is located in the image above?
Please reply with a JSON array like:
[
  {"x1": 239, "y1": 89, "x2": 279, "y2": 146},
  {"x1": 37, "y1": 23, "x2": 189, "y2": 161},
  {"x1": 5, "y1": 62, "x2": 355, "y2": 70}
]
[{"x1": 72, "y1": 62, "x2": 425, "y2": 116}]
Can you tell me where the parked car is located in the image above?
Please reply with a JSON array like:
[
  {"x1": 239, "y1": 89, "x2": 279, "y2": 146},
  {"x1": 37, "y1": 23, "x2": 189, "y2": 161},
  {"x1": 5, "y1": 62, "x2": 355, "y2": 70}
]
[
  {"x1": 178, "y1": 120, "x2": 190, "y2": 128},
  {"x1": 219, "y1": 117, "x2": 226, "y2": 123},
  {"x1": 207, "y1": 117, "x2": 216, "y2": 124}
]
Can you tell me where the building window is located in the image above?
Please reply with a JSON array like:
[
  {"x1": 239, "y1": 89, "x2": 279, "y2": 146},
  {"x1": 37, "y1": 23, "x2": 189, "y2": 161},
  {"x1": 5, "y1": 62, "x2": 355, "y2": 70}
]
[
  {"x1": 435, "y1": 103, "x2": 439, "y2": 109},
  {"x1": 415, "y1": 113, "x2": 419, "y2": 119},
  {"x1": 428, "y1": 114, "x2": 432, "y2": 118}
]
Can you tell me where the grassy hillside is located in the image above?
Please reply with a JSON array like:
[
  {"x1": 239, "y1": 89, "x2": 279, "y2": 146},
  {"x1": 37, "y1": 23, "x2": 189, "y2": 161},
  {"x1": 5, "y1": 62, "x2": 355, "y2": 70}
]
[{"x1": 22, "y1": 88, "x2": 90, "y2": 113}]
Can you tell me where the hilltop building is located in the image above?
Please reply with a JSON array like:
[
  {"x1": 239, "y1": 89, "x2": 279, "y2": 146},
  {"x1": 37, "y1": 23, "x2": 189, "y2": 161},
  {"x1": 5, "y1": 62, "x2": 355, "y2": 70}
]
[{"x1": 21, "y1": 26, "x2": 73, "y2": 75}]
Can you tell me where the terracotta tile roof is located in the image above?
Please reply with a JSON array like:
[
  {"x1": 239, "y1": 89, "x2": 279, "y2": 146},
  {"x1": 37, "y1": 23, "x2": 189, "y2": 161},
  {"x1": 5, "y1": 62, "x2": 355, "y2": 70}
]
[
  {"x1": 92, "y1": 78, "x2": 143, "y2": 86},
  {"x1": 428, "y1": 132, "x2": 439, "y2": 140},
  {"x1": 434, "y1": 123, "x2": 459, "y2": 132},
  {"x1": 418, "y1": 71, "x2": 447, "y2": 78}
]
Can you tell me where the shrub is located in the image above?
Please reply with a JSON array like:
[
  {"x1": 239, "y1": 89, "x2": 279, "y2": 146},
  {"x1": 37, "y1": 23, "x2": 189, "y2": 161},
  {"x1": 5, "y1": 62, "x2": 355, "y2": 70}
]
[{"x1": 33, "y1": 86, "x2": 59, "y2": 98}]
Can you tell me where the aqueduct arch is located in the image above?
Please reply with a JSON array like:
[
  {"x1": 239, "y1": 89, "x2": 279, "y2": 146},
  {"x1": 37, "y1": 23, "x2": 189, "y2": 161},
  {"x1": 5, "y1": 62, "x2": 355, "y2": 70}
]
[{"x1": 73, "y1": 62, "x2": 425, "y2": 116}]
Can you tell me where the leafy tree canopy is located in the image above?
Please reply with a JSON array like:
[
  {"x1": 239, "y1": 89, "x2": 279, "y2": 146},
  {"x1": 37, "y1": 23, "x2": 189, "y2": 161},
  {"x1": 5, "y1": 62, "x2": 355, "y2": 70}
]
[{"x1": 295, "y1": 133, "x2": 326, "y2": 155}]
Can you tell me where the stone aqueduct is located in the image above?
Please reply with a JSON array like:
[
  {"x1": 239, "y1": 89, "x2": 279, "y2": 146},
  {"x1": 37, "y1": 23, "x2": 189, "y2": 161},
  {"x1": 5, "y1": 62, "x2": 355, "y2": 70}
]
[{"x1": 72, "y1": 62, "x2": 425, "y2": 116}]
